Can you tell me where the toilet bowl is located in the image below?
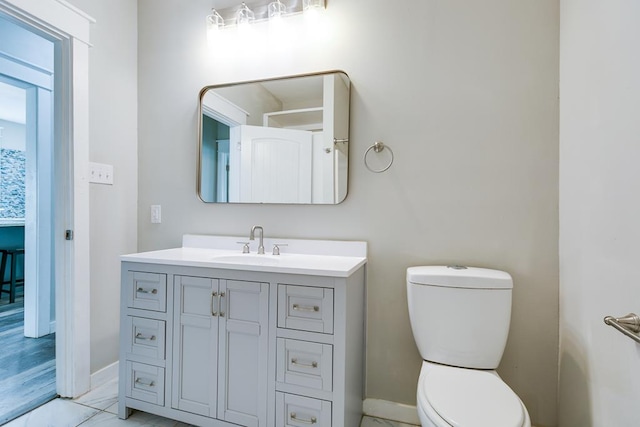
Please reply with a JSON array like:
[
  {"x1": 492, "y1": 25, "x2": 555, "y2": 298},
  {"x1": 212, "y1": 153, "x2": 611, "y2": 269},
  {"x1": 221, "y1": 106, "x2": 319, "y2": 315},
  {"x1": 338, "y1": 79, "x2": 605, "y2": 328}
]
[
  {"x1": 416, "y1": 361, "x2": 531, "y2": 427},
  {"x1": 406, "y1": 266, "x2": 531, "y2": 427}
]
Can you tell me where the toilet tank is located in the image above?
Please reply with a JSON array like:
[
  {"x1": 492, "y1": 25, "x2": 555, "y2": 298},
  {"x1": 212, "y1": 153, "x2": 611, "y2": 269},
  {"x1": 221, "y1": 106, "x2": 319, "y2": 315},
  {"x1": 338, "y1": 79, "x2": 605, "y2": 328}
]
[{"x1": 406, "y1": 266, "x2": 513, "y2": 369}]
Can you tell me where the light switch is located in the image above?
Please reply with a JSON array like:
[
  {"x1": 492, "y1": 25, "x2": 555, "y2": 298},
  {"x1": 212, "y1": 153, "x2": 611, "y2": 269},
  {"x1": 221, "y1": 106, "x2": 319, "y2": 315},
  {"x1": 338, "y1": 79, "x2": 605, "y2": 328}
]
[
  {"x1": 151, "y1": 205, "x2": 161, "y2": 224},
  {"x1": 89, "y1": 162, "x2": 114, "y2": 185}
]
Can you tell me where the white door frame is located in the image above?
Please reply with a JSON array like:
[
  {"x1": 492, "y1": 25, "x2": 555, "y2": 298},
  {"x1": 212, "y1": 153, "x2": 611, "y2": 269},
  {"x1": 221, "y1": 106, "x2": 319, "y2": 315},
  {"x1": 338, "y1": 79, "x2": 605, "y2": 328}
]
[
  {"x1": 0, "y1": 0, "x2": 93, "y2": 398},
  {"x1": 0, "y1": 72, "x2": 53, "y2": 338}
]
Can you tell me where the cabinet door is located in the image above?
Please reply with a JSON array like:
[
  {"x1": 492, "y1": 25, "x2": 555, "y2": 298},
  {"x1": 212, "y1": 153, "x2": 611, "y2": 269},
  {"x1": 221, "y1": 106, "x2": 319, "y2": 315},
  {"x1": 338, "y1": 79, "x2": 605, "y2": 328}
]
[
  {"x1": 217, "y1": 279, "x2": 269, "y2": 427},
  {"x1": 172, "y1": 275, "x2": 219, "y2": 417}
]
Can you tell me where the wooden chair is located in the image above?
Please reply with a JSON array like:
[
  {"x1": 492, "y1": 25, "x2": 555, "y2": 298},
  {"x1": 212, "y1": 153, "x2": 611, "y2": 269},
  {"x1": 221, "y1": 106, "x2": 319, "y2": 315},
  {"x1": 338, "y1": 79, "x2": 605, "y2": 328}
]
[{"x1": 0, "y1": 248, "x2": 25, "y2": 304}]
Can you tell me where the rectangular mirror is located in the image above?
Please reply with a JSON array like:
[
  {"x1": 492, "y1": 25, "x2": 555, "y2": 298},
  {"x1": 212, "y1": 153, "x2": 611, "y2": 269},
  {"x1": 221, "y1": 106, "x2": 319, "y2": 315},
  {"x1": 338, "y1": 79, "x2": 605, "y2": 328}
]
[{"x1": 198, "y1": 70, "x2": 350, "y2": 204}]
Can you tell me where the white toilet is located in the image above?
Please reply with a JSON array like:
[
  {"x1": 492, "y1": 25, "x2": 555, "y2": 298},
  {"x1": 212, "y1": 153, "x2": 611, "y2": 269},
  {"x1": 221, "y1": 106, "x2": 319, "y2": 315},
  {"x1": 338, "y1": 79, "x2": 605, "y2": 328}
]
[{"x1": 406, "y1": 265, "x2": 531, "y2": 427}]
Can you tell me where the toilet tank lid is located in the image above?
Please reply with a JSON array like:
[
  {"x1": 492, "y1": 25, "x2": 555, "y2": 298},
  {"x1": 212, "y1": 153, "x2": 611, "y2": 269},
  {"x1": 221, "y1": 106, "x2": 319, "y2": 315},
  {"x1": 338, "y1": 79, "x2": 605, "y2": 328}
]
[{"x1": 407, "y1": 266, "x2": 513, "y2": 289}]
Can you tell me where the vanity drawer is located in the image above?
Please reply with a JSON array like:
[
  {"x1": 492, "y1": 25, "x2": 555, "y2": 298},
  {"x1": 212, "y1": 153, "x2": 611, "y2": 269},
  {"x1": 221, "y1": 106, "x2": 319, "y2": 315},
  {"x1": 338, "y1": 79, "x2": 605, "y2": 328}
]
[
  {"x1": 126, "y1": 316, "x2": 165, "y2": 360},
  {"x1": 278, "y1": 284, "x2": 334, "y2": 334},
  {"x1": 276, "y1": 392, "x2": 332, "y2": 427},
  {"x1": 127, "y1": 271, "x2": 167, "y2": 312},
  {"x1": 277, "y1": 338, "x2": 333, "y2": 392},
  {"x1": 125, "y1": 361, "x2": 165, "y2": 406}
]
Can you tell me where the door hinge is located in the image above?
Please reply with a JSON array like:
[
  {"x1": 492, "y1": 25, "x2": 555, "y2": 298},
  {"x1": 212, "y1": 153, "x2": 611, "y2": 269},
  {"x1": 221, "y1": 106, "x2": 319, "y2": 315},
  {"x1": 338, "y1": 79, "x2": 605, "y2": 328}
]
[{"x1": 65, "y1": 230, "x2": 74, "y2": 241}]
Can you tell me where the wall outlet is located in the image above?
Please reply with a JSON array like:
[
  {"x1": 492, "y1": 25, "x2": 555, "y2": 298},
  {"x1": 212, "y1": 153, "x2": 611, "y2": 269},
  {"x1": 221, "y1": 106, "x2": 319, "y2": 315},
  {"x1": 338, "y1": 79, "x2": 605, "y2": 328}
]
[
  {"x1": 89, "y1": 162, "x2": 114, "y2": 185},
  {"x1": 150, "y1": 205, "x2": 161, "y2": 224}
]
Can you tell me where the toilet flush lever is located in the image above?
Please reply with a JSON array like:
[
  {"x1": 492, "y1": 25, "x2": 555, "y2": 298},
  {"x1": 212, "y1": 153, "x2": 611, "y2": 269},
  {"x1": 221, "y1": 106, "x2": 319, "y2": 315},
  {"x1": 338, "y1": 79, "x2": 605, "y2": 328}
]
[{"x1": 604, "y1": 313, "x2": 640, "y2": 343}]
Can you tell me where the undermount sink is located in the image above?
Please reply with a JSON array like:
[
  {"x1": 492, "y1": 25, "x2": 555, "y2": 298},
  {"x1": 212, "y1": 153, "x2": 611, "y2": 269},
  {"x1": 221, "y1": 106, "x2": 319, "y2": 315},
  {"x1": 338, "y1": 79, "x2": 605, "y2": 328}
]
[{"x1": 211, "y1": 254, "x2": 280, "y2": 266}]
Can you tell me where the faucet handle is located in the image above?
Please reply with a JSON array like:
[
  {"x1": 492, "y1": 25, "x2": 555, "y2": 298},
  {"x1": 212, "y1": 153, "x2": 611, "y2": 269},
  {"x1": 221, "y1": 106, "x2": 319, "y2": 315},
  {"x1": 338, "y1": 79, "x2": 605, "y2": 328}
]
[
  {"x1": 272, "y1": 243, "x2": 288, "y2": 255},
  {"x1": 236, "y1": 242, "x2": 251, "y2": 253}
]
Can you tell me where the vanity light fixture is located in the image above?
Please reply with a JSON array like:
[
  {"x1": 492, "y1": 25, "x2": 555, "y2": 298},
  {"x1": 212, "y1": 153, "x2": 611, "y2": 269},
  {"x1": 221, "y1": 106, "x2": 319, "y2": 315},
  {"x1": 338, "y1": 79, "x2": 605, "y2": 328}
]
[
  {"x1": 268, "y1": 0, "x2": 287, "y2": 20},
  {"x1": 206, "y1": 8, "x2": 225, "y2": 32},
  {"x1": 236, "y1": 2, "x2": 255, "y2": 27},
  {"x1": 302, "y1": 0, "x2": 324, "y2": 12},
  {"x1": 206, "y1": 0, "x2": 325, "y2": 31}
]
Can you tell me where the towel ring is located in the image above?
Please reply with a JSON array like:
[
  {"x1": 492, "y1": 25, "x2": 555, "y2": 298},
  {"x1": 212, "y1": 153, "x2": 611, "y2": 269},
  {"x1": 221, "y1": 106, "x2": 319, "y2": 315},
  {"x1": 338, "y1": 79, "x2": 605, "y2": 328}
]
[{"x1": 364, "y1": 141, "x2": 394, "y2": 173}]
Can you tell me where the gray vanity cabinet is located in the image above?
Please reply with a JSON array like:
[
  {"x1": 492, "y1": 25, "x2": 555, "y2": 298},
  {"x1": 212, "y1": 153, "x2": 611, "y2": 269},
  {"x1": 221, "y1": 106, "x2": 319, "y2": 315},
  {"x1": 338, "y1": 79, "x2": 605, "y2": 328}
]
[
  {"x1": 119, "y1": 259, "x2": 365, "y2": 427},
  {"x1": 172, "y1": 275, "x2": 269, "y2": 426}
]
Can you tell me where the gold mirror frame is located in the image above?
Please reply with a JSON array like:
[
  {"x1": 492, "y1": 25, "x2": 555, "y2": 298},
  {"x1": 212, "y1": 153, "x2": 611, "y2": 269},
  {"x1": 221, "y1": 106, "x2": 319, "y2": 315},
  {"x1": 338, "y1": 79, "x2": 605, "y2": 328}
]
[{"x1": 197, "y1": 70, "x2": 350, "y2": 204}]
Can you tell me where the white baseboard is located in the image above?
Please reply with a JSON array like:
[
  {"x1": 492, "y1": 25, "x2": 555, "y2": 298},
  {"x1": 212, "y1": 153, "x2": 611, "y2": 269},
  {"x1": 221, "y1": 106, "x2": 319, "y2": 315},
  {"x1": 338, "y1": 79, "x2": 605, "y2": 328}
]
[
  {"x1": 363, "y1": 398, "x2": 420, "y2": 425},
  {"x1": 90, "y1": 361, "x2": 119, "y2": 390}
]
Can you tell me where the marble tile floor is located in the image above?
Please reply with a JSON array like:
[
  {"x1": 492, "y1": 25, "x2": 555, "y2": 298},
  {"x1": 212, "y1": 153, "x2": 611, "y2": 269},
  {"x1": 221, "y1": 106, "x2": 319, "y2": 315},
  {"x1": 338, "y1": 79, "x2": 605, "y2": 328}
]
[{"x1": 4, "y1": 378, "x2": 419, "y2": 427}]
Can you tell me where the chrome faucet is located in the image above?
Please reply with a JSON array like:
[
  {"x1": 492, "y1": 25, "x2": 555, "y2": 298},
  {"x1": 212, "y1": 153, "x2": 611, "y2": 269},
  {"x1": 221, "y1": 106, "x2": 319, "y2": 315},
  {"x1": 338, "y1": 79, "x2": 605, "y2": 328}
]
[{"x1": 249, "y1": 225, "x2": 265, "y2": 254}]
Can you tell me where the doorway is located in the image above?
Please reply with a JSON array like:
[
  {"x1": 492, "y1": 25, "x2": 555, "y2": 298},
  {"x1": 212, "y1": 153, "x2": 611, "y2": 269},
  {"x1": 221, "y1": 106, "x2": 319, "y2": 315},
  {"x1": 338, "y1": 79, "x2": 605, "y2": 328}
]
[
  {"x1": 0, "y1": 48, "x2": 56, "y2": 339},
  {"x1": 0, "y1": 0, "x2": 93, "y2": 418},
  {"x1": 0, "y1": 13, "x2": 57, "y2": 423}
]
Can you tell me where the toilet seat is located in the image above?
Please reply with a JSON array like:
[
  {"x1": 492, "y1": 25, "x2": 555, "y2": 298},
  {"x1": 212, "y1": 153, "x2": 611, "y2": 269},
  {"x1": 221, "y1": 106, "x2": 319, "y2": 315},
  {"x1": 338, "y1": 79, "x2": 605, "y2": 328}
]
[{"x1": 418, "y1": 363, "x2": 526, "y2": 427}]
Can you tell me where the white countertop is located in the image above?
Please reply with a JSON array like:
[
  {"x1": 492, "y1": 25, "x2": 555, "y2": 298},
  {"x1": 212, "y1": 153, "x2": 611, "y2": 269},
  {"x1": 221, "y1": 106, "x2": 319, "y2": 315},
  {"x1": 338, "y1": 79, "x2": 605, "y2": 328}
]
[{"x1": 121, "y1": 235, "x2": 367, "y2": 277}]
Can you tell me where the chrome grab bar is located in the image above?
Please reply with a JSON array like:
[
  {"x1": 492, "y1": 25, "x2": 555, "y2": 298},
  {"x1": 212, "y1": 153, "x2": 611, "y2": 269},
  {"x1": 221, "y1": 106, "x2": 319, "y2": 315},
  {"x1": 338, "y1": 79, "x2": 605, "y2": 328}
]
[{"x1": 604, "y1": 313, "x2": 640, "y2": 344}]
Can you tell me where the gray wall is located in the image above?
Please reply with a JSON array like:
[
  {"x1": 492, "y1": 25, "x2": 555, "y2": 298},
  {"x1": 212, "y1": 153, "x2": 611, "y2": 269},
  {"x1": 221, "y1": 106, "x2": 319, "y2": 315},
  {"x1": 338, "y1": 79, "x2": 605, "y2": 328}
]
[
  {"x1": 70, "y1": 0, "x2": 559, "y2": 425},
  {"x1": 137, "y1": 1, "x2": 559, "y2": 425},
  {"x1": 65, "y1": 0, "x2": 139, "y2": 374}
]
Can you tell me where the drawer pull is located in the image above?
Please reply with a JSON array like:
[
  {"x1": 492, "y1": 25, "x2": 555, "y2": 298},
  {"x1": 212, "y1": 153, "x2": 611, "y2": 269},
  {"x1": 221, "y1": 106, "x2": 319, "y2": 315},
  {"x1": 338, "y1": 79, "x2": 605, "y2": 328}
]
[
  {"x1": 291, "y1": 358, "x2": 318, "y2": 369},
  {"x1": 136, "y1": 287, "x2": 158, "y2": 294},
  {"x1": 290, "y1": 413, "x2": 317, "y2": 424},
  {"x1": 292, "y1": 304, "x2": 319, "y2": 312},
  {"x1": 135, "y1": 378, "x2": 155, "y2": 387},
  {"x1": 135, "y1": 332, "x2": 156, "y2": 341}
]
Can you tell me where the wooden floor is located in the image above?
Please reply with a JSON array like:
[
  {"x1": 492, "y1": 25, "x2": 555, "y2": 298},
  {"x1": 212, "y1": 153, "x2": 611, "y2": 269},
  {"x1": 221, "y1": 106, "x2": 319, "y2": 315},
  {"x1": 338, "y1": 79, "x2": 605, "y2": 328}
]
[{"x1": 0, "y1": 294, "x2": 57, "y2": 425}]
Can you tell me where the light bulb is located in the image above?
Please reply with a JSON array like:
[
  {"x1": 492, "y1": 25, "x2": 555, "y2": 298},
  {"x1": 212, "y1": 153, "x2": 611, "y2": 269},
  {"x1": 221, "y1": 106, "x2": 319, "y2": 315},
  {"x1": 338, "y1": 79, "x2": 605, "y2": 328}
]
[
  {"x1": 206, "y1": 8, "x2": 224, "y2": 42},
  {"x1": 206, "y1": 9, "x2": 225, "y2": 46},
  {"x1": 268, "y1": 0, "x2": 287, "y2": 20},
  {"x1": 236, "y1": 2, "x2": 255, "y2": 26},
  {"x1": 206, "y1": 8, "x2": 224, "y2": 30},
  {"x1": 302, "y1": 0, "x2": 324, "y2": 12}
]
